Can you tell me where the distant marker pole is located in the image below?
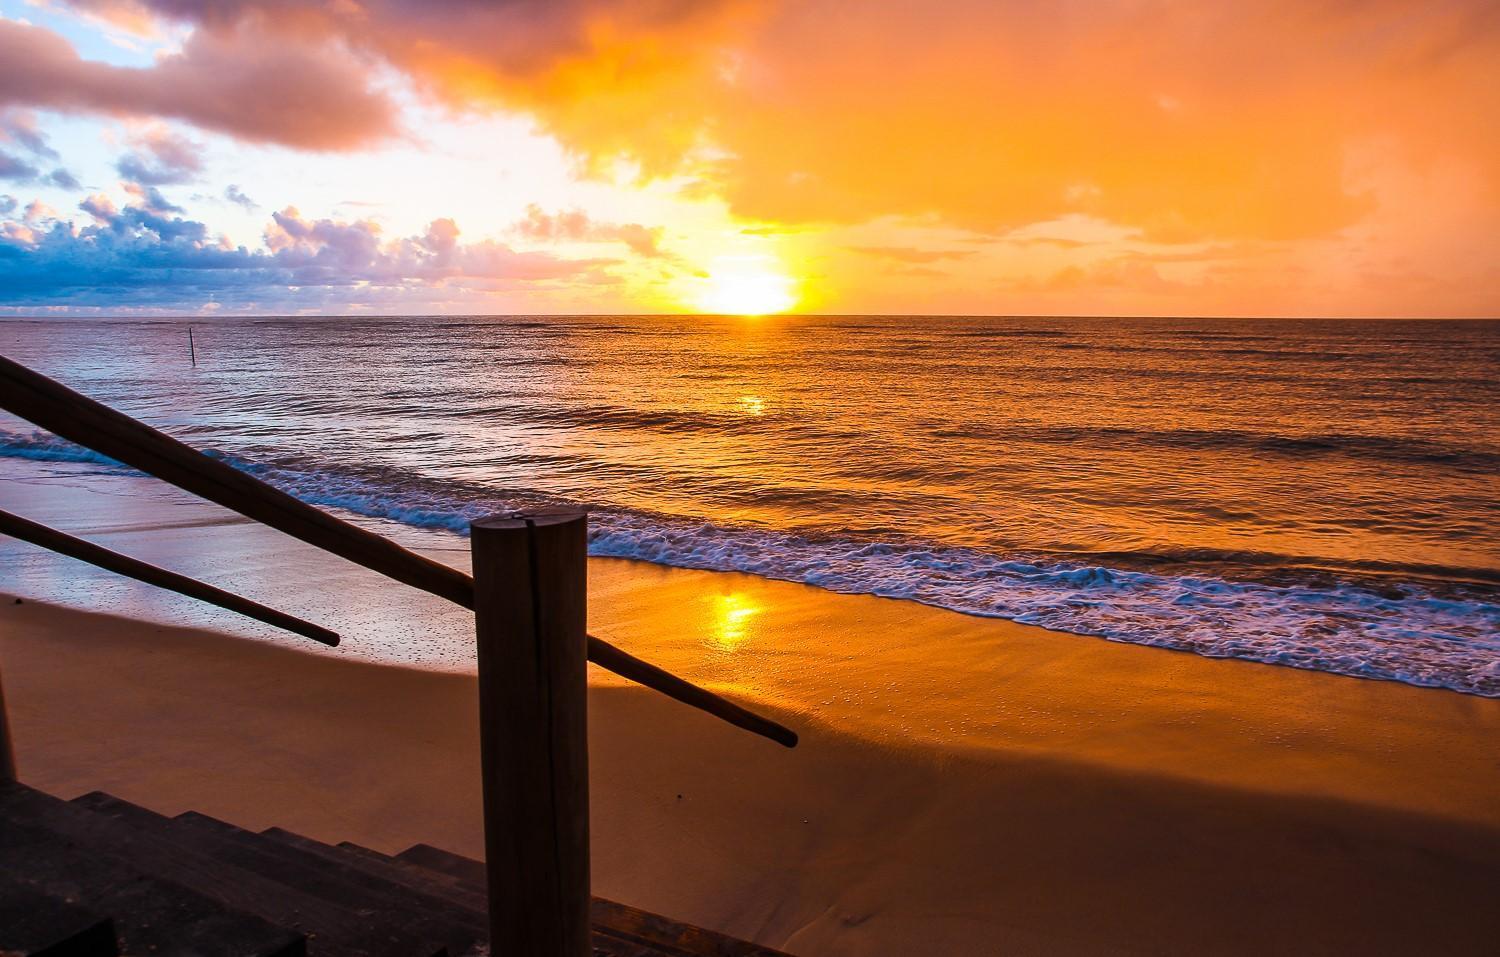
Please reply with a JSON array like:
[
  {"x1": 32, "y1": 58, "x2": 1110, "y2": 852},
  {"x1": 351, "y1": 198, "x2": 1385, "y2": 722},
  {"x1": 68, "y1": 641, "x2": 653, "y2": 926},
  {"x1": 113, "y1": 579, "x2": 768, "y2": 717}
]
[{"x1": 188, "y1": 327, "x2": 196, "y2": 367}]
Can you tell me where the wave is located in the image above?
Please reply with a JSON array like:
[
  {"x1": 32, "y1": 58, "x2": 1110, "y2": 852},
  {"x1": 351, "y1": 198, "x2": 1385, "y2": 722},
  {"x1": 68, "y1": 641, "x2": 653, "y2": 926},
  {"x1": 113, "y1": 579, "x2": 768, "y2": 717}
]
[
  {"x1": 0, "y1": 430, "x2": 125, "y2": 468},
  {"x1": 924, "y1": 423, "x2": 1500, "y2": 470},
  {"x1": 3, "y1": 427, "x2": 1496, "y2": 697}
]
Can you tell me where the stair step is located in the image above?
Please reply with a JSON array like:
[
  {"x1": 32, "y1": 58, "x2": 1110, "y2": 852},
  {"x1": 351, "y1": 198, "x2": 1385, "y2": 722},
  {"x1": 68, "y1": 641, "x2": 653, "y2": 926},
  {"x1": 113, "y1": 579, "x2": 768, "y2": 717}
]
[
  {"x1": 70, "y1": 791, "x2": 173, "y2": 827},
  {"x1": 392, "y1": 844, "x2": 486, "y2": 890},
  {"x1": 390, "y1": 843, "x2": 790, "y2": 957},
  {"x1": 170, "y1": 811, "x2": 484, "y2": 955},
  {"x1": 262, "y1": 829, "x2": 487, "y2": 916},
  {"x1": 59, "y1": 789, "x2": 434, "y2": 956},
  {"x1": 59, "y1": 789, "x2": 790, "y2": 956},
  {"x1": 0, "y1": 873, "x2": 118, "y2": 957},
  {"x1": 1, "y1": 783, "x2": 305, "y2": 957}
]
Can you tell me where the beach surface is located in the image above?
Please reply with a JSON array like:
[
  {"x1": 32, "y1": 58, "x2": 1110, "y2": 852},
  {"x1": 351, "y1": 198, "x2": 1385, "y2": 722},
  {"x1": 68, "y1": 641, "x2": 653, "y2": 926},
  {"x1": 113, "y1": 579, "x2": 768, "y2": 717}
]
[{"x1": 2, "y1": 464, "x2": 1498, "y2": 955}]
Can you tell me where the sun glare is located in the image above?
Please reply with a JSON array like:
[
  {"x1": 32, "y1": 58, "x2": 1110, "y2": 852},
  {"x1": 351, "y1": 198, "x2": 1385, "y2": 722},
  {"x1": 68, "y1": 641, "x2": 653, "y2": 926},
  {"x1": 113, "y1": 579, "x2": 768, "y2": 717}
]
[{"x1": 694, "y1": 255, "x2": 797, "y2": 315}]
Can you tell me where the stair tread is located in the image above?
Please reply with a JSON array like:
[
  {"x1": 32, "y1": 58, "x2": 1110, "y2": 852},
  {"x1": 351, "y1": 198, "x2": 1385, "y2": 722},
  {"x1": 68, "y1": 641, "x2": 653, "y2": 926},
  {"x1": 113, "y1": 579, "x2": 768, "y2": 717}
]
[
  {"x1": 1, "y1": 783, "x2": 305, "y2": 957},
  {"x1": 74, "y1": 793, "x2": 465, "y2": 956},
  {"x1": 52, "y1": 788, "x2": 434, "y2": 957},
  {"x1": 39, "y1": 787, "x2": 791, "y2": 956},
  {"x1": 393, "y1": 844, "x2": 486, "y2": 890},
  {"x1": 263, "y1": 829, "x2": 487, "y2": 916},
  {"x1": 392, "y1": 843, "x2": 793, "y2": 956},
  {"x1": 168, "y1": 810, "x2": 484, "y2": 953},
  {"x1": 0, "y1": 871, "x2": 118, "y2": 957}
]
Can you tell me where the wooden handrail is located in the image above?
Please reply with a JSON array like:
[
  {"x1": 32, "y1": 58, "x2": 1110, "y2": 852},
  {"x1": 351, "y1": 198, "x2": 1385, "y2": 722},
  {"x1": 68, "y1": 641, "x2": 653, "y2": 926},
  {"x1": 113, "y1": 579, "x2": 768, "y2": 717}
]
[
  {"x1": 0, "y1": 355, "x2": 797, "y2": 748},
  {"x1": 0, "y1": 508, "x2": 340, "y2": 646}
]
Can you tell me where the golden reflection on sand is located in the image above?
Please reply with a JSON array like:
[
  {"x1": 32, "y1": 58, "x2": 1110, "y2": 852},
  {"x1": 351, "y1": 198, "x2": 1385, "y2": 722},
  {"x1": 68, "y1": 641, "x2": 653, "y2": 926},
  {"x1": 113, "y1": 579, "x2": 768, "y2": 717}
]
[{"x1": 707, "y1": 591, "x2": 760, "y2": 652}]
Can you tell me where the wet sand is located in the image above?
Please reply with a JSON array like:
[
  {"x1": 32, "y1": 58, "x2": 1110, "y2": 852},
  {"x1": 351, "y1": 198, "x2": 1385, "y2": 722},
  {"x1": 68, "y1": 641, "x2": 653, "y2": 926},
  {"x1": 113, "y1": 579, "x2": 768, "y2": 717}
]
[{"x1": 2, "y1": 465, "x2": 1498, "y2": 954}]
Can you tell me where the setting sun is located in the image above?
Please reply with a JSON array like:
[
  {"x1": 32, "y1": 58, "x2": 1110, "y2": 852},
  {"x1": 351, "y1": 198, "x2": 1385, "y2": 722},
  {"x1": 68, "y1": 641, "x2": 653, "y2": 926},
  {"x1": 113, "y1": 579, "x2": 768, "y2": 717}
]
[{"x1": 693, "y1": 256, "x2": 797, "y2": 315}]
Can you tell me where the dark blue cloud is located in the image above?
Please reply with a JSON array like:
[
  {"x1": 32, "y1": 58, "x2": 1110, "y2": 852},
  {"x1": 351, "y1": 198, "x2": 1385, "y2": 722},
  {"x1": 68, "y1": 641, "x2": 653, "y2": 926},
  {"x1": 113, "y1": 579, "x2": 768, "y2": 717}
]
[
  {"x1": 0, "y1": 196, "x2": 617, "y2": 311},
  {"x1": 42, "y1": 168, "x2": 80, "y2": 190},
  {"x1": 0, "y1": 111, "x2": 79, "y2": 190},
  {"x1": 0, "y1": 150, "x2": 38, "y2": 181}
]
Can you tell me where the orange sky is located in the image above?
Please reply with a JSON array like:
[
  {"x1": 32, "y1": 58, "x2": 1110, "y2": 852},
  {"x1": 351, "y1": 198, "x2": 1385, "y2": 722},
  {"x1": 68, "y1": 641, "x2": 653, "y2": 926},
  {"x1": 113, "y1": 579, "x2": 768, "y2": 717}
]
[{"x1": 1, "y1": 0, "x2": 1496, "y2": 316}]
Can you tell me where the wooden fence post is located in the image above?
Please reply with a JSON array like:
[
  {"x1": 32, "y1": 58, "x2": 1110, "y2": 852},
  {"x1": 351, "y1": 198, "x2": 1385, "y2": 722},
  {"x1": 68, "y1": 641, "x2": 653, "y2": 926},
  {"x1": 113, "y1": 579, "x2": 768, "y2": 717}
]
[
  {"x1": 470, "y1": 510, "x2": 590, "y2": 956},
  {"x1": 0, "y1": 661, "x2": 16, "y2": 782}
]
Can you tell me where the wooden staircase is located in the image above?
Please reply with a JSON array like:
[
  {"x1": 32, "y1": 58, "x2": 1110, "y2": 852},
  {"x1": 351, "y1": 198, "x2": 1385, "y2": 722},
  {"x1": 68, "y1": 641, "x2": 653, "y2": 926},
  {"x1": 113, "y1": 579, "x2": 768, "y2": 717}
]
[{"x1": 0, "y1": 780, "x2": 790, "y2": 957}]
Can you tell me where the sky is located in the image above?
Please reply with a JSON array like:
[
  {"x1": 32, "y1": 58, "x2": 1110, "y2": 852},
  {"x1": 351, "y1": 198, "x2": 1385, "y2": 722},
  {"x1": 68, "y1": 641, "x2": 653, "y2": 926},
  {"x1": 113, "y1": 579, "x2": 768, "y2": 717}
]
[{"x1": 0, "y1": 0, "x2": 1496, "y2": 317}]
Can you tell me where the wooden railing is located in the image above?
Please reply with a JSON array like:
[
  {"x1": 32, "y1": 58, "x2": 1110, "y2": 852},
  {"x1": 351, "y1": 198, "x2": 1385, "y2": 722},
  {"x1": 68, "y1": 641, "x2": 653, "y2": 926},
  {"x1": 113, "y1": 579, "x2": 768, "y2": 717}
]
[{"x1": 0, "y1": 354, "x2": 797, "y2": 957}]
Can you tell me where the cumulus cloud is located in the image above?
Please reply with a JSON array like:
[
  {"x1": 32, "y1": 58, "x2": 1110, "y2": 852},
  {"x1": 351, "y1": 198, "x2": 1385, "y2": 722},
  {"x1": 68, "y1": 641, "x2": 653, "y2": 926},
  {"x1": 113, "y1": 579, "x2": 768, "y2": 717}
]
[
  {"x1": 0, "y1": 18, "x2": 398, "y2": 150},
  {"x1": 0, "y1": 189, "x2": 615, "y2": 310},
  {"x1": 122, "y1": 181, "x2": 183, "y2": 214}
]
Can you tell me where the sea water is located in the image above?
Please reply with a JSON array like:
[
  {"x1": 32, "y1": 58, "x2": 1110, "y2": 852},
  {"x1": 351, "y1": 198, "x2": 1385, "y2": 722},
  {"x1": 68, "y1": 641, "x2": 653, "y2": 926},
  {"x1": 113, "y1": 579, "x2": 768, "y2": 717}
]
[{"x1": 2, "y1": 315, "x2": 1496, "y2": 694}]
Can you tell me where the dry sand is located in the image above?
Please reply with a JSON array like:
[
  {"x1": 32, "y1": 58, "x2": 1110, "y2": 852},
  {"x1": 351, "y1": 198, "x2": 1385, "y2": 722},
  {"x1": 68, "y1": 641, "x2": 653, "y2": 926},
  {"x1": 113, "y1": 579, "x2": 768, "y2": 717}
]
[{"x1": 2, "y1": 464, "x2": 1498, "y2": 955}]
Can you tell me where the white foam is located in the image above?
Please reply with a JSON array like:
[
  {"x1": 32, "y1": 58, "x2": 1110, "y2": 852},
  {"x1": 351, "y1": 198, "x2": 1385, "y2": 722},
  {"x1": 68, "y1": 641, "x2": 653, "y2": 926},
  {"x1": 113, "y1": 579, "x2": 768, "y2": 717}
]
[{"x1": 4, "y1": 428, "x2": 1496, "y2": 696}]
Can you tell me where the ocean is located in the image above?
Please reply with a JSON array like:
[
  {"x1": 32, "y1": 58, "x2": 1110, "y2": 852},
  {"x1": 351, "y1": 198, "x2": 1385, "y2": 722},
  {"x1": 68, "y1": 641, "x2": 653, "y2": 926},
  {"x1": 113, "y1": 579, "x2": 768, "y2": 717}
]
[{"x1": 1, "y1": 315, "x2": 1496, "y2": 695}]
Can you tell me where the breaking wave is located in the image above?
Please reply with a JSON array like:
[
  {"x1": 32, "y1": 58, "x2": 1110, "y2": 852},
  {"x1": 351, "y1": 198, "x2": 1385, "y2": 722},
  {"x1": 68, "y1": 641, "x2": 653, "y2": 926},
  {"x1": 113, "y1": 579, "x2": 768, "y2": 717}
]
[{"x1": 4, "y1": 427, "x2": 1496, "y2": 697}]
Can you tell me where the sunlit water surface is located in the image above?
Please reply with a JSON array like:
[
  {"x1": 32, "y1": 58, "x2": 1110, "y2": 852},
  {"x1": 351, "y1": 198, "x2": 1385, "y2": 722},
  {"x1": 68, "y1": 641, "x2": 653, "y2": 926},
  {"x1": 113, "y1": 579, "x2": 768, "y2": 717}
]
[{"x1": 1, "y1": 316, "x2": 1496, "y2": 694}]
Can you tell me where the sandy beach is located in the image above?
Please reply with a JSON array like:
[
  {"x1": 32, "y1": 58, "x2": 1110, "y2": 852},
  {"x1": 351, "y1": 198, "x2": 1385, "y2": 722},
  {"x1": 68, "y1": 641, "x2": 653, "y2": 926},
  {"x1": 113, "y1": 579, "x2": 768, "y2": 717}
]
[{"x1": 3, "y1": 463, "x2": 1499, "y2": 955}]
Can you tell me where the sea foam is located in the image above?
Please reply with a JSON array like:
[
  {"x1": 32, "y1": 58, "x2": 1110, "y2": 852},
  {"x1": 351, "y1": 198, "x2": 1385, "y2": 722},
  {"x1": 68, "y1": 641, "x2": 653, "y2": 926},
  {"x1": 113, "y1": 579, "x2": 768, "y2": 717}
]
[{"x1": 3, "y1": 427, "x2": 1497, "y2": 697}]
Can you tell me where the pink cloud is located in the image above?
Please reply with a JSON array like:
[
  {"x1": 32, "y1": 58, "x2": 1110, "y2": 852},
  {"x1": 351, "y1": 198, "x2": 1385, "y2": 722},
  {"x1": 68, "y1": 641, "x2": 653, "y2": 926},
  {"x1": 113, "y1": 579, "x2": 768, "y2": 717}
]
[
  {"x1": 0, "y1": 19, "x2": 397, "y2": 150},
  {"x1": 514, "y1": 204, "x2": 668, "y2": 258}
]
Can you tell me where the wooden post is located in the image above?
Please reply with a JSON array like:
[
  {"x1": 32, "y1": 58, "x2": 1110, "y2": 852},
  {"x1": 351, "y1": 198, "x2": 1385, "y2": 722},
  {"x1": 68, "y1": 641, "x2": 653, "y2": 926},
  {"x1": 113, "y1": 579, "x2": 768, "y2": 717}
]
[
  {"x1": 0, "y1": 661, "x2": 16, "y2": 782},
  {"x1": 471, "y1": 510, "x2": 590, "y2": 956}
]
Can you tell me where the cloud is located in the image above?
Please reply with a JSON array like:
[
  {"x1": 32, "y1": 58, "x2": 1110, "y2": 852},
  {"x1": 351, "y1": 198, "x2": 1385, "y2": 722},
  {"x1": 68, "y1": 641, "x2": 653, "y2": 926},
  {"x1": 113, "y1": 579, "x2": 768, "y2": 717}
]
[
  {"x1": 62, "y1": 0, "x2": 757, "y2": 170},
  {"x1": 0, "y1": 195, "x2": 15, "y2": 215},
  {"x1": 71, "y1": 0, "x2": 1498, "y2": 248},
  {"x1": 0, "y1": 110, "x2": 60, "y2": 160},
  {"x1": 849, "y1": 246, "x2": 975, "y2": 264},
  {"x1": 44, "y1": 168, "x2": 81, "y2": 189},
  {"x1": 0, "y1": 151, "x2": 38, "y2": 181},
  {"x1": 0, "y1": 18, "x2": 398, "y2": 150},
  {"x1": 24, "y1": 200, "x2": 59, "y2": 222},
  {"x1": 224, "y1": 184, "x2": 257, "y2": 210},
  {"x1": 0, "y1": 112, "x2": 83, "y2": 188},
  {"x1": 0, "y1": 150, "x2": 79, "y2": 189},
  {"x1": 123, "y1": 181, "x2": 183, "y2": 214},
  {"x1": 116, "y1": 127, "x2": 203, "y2": 185},
  {"x1": 0, "y1": 189, "x2": 615, "y2": 310},
  {"x1": 513, "y1": 204, "x2": 668, "y2": 258}
]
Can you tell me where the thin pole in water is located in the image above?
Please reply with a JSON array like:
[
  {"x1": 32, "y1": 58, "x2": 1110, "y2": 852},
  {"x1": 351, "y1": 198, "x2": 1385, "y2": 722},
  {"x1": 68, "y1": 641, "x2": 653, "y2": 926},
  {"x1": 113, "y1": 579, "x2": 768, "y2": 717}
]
[{"x1": 188, "y1": 327, "x2": 196, "y2": 366}]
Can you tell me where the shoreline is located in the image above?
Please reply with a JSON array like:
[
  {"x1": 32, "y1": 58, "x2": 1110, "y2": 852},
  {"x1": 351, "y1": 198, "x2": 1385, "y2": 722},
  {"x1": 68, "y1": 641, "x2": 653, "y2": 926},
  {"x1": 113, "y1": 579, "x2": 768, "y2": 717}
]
[
  {"x1": 3, "y1": 463, "x2": 1500, "y2": 952},
  {"x1": 2, "y1": 460, "x2": 1498, "y2": 822},
  {"x1": 5, "y1": 428, "x2": 1497, "y2": 699},
  {"x1": 4, "y1": 596, "x2": 1498, "y2": 955}
]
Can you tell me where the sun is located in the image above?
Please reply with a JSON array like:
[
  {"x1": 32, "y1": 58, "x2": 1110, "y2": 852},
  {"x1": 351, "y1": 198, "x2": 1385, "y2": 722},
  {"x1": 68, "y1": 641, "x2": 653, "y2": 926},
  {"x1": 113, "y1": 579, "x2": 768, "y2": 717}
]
[{"x1": 693, "y1": 255, "x2": 797, "y2": 315}]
